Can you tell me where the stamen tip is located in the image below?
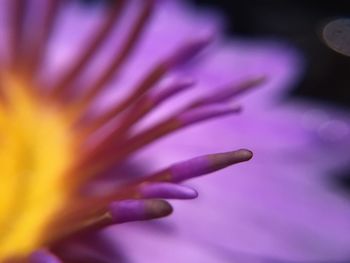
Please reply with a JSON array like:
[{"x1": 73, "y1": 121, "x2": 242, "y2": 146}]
[
  {"x1": 166, "y1": 35, "x2": 213, "y2": 68},
  {"x1": 108, "y1": 199, "x2": 173, "y2": 223},
  {"x1": 179, "y1": 104, "x2": 240, "y2": 125},
  {"x1": 254, "y1": 74, "x2": 269, "y2": 85},
  {"x1": 178, "y1": 77, "x2": 196, "y2": 87},
  {"x1": 207, "y1": 149, "x2": 253, "y2": 171},
  {"x1": 235, "y1": 149, "x2": 253, "y2": 161},
  {"x1": 140, "y1": 183, "x2": 198, "y2": 199},
  {"x1": 230, "y1": 104, "x2": 243, "y2": 113},
  {"x1": 144, "y1": 199, "x2": 173, "y2": 218},
  {"x1": 169, "y1": 149, "x2": 253, "y2": 182}
]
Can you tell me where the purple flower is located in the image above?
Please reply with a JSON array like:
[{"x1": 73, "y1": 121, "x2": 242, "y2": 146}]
[{"x1": 0, "y1": 0, "x2": 349, "y2": 262}]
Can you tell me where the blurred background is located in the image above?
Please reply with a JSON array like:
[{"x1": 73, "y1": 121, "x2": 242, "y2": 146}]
[{"x1": 191, "y1": 0, "x2": 350, "y2": 109}]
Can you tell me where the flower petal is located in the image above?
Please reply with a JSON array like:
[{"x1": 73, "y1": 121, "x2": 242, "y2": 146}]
[{"x1": 30, "y1": 250, "x2": 62, "y2": 263}]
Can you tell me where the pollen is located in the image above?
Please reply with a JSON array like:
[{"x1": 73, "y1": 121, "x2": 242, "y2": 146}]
[
  {"x1": 0, "y1": 72, "x2": 76, "y2": 259},
  {"x1": 0, "y1": 72, "x2": 73, "y2": 257}
]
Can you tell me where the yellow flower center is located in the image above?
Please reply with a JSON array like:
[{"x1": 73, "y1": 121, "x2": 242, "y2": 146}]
[{"x1": 0, "y1": 72, "x2": 75, "y2": 260}]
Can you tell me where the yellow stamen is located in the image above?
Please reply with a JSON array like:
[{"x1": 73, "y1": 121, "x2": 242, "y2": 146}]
[{"x1": 0, "y1": 72, "x2": 75, "y2": 260}]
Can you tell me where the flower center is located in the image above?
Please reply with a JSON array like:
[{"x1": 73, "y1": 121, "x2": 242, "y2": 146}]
[{"x1": 0, "y1": 72, "x2": 75, "y2": 260}]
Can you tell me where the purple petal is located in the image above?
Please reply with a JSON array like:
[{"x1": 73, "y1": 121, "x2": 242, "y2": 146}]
[
  {"x1": 140, "y1": 183, "x2": 198, "y2": 199},
  {"x1": 30, "y1": 250, "x2": 61, "y2": 263}
]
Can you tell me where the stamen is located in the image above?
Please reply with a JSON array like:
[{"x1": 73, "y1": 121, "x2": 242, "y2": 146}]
[
  {"x1": 149, "y1": 79, "x2": 195, "y2": 104},
  {"x1": 49, "y1": 0, "x2": 126, "y2": 98},
  {"x1": 30, "y1": 249, "x2": 62, "y2": 263},
  {"x1": 78, "y1": 36, "x2": 212, "y2": 133},
  {"x1": 108, "y1": 199, "x2": 173, "y2": 224},
  {"x1": 122, "y1": 104, "x2": 241, "y2": 156},
  {"x1": 81, "y1": 78, "x2": 194, "y2": 159},
  {"x1": 65, "y1": 149, "x2": 251, "y2": 225},
  {"x1": 139, "y1": 183, "x2": 198, "y2": 199},
  {"x1": 178, "y1": 104, "x2": 242, "y2": 125},
  {"x1": 24, "y1": 0, "x2": 60, "y2": 76},
  {"x1": 114, "y1": 78, "x2": 195, "y2": 137},
  {"x1": 187, "y1": 76, "x2": 267, "y2": 109},
  {"x1": 72, "y1": 0, "x2": 156, "y2": 109},
  {"x1": 48, "y1": 149, "x2": 250, "y2": 242},
  {"x1": 47, "y1": 200, "x2": 172, "y2": 244},
  {"x1": 78, "y1": 104, "x2": 241, "y2": 176},
  {"x1": 164, "y1": 35, "x2": 213, "y2": 69},
  {"x1": 8, "y1": 0, "x2": 26, "y2": 67},
  {"x1": 148, "y1": 149, "x2": 253, "y2": 182}
]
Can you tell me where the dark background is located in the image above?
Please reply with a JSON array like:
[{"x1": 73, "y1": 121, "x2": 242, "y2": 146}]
[
  {"x1": 81, "y1": 0, "x2": 350, "y2": 108},
  {"x1": 191, "y1": 0, "x2": 350, "y2": 108}
]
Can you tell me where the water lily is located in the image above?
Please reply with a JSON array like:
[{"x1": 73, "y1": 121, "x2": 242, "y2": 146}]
[{"x1": 1, "y1": 0, "x2": 349, "y2": 262}]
